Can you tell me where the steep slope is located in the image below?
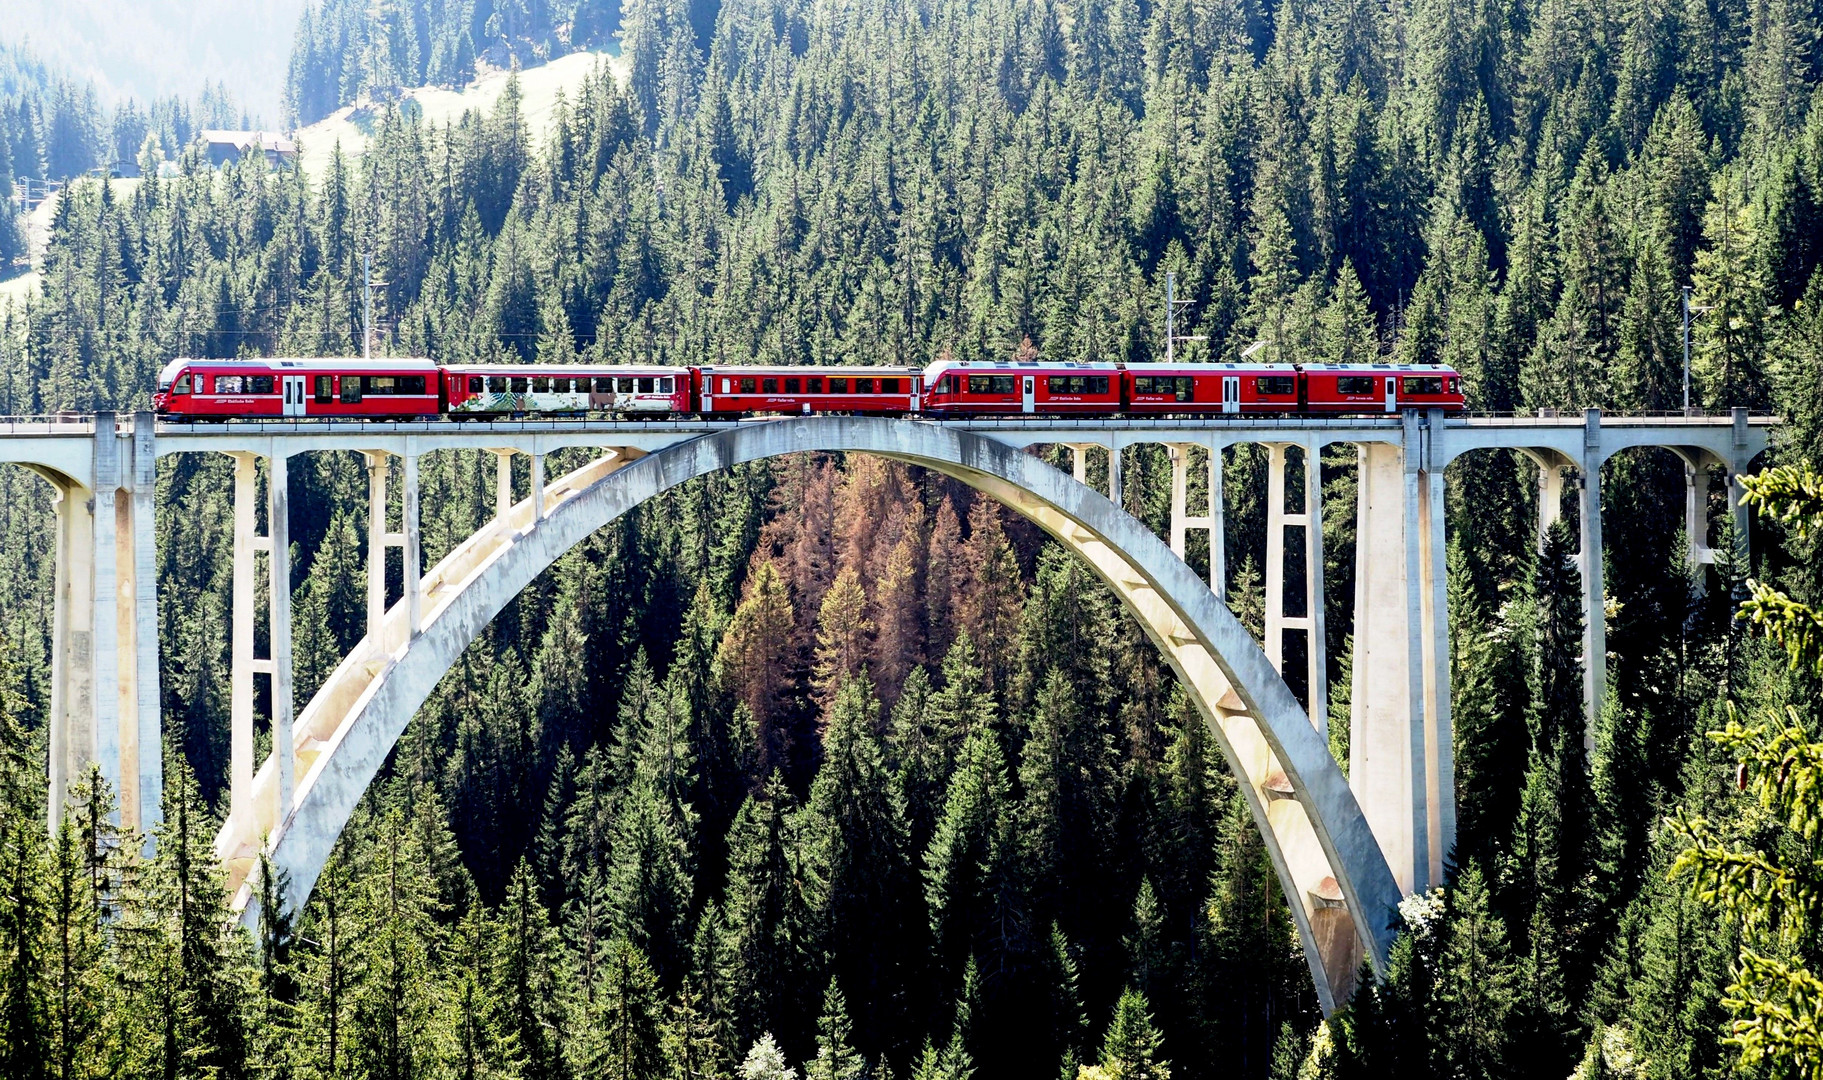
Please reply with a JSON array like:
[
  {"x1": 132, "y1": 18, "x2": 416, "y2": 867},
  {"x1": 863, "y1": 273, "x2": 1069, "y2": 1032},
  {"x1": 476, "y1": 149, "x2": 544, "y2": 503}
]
[{"x1": 293, "y1": 50, "x2": 626, "y2": 177}]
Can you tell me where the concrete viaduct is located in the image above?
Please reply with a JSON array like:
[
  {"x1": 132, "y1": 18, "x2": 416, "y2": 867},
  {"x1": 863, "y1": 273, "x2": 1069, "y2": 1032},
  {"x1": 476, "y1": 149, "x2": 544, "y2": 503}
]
[{"x1": 0, "y1": 408, "x2": 1772, "y2": 1013}]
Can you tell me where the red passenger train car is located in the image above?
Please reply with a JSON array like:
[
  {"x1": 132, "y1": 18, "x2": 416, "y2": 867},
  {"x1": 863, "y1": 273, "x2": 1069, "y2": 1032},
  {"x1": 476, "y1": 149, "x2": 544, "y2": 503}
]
[
  {"x1": 697, "y1": 366, "x2": 923, "y2": 415},
  {"x1": 442, "y1": 364, "x2": 689, "y2": 416},
  {"x1": 155, "y1": 358, "x2": 442, "y2": 419}
]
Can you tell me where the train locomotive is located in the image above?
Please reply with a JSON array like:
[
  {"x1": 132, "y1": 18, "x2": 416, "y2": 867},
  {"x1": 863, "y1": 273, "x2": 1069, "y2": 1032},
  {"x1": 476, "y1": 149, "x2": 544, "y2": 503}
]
[{"x1": 153, "y1": 356, "x2": 1466, "y2": 420}]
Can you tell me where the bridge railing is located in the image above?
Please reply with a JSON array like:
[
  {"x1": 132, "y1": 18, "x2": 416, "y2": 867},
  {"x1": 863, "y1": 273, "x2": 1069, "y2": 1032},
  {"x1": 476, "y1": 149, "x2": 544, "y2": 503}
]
[{"x1": 0, "y1": 414, "x2": 98, "y2": 435}]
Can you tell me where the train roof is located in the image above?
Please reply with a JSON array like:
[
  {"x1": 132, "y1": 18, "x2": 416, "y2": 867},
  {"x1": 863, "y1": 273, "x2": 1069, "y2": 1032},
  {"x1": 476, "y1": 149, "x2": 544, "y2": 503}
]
[
  {"x1": 159, "y1": 357, "x2": 438, "y2": 379},
  {"x1": 921, "y1": 359, "x2": 1122, "y2": 376},
  {"x1": 441, "y1": 363, "x2": 689, "y2": 375},
  {"x1": 698, "y1": 365, "x2": 919, "y2": 375},
  {"x1": 1296, "y1": 363, "x2": 1459, "y2": 372}
]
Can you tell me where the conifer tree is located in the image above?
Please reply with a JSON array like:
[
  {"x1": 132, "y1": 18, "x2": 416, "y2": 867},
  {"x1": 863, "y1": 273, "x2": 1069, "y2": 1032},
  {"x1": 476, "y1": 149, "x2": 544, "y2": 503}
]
[
  {"x1": 449, "y1": 904, "x2": 518, "y2": 1080},
  {"x1": 1086, "y1": 988, "x2": 1171, "y2": 1080},
  {"x1": 739, "y1": 1033, "x2": 797, "y2": 1080},
  {"x1": 1435, "y1": 866, "x2": 1516, "y2": 1080},
  {"x1": 502, "y1": 859, "x2": 565, "y2": 1080},
  {"x1": 1691, "y1": 169, "x2": 1771, "y2": 409},
  {"x1": 576, "y1": 938, "x2": 664, "y2": 1080},
  {"x1": 804, "y1": 979, "x2": 863, "y2": 1080},
  {"x1": 804, "y1": 678, "x2": 909, "y2": 1055}
]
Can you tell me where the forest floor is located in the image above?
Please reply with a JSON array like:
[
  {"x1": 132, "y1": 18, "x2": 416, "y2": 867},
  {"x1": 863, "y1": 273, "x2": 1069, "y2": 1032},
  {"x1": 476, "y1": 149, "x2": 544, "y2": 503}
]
[{"x1": 293, "y1": 48, "x2": 628, "y2": 178}]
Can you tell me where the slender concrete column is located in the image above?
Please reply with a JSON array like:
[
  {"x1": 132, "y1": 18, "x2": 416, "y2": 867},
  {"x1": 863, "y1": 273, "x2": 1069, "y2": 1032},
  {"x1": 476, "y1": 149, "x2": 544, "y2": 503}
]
[
  {"x1": 1419, "y1": 413, "x2": 1453, "y2": 875},
  {"x1": 365, "y1": 452, "x2": 389, "y2": 641},
  {"x1": 46, "y1": 478, "x2": 93, "y2": 829},
  {"x1": 1351, "y1": 439, "x2": 1428, "y2": 895},
  {"x1": 228, "y1": 452, "x2": 259, "y2": 835},
  {"x1": 1579, "y1": 409, "x2": 1607, "y2": 751},
  {"x1": 1210, "y1": 442, "x2": 1226, "y2": 602},
  {"x1": 113, "y1": 474, "x2": 135, "y2": 827},
  {"x1": 530, "y1": 452, "x2": 545, "y2": 522},
  {"x1": 269, "y1": 448, "x2": 294, "y2": 815},
  {"x1": 90, "y1": 414, "x2": 122, "y2": 815},
  {"x1": 402, "y1": 447, "x2": 421, "y2": 642},
  {"x1": 1399, "y1": 415, "x2": 1431, "y2": 893},
  {"x1": 1305, "y1": 441, "x2": 1328, "y2": 737},
  {"x1": 491, "y1": 449, "x2": 514, "y2": 519},
  {"x1": 1265, "y1": 443, "x2": 1290, "y2": 672},
  {"x1": 130, "y1": 414, "x2": 161, "y2": 840},
  {"x1": 1108, "y1": 444, "x2": 1122, "y2": 508},
  {"x1": 1730, "y1": 407, "x2": 1753, "y2": 560},
  {"x1": 1538, "y1": 461, "x2": 1565, "y2": 550},
  {"x1": 1685, "y1": 461, "x2": 1713, "y2": 568},
  {"x1": 1169, "y1": 444, "x2": 1189, "y2": 557}
]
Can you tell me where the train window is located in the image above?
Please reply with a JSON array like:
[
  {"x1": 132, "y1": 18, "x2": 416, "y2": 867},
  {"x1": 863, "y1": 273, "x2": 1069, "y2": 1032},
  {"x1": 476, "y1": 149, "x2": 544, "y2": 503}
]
[
  {"x1": 468, "y1": 377, "x2": 484, "y2": 393},
  {"x1": 342, "y1": 377, "x2": 362, "y2": 403},
  {"x1": 1401, "y1": 376, "x2": 1443, "y2": 395},
  {"x1": 314, "y1": 376, "x2": 331, "y2": 402},
  {"x1": 762, "y1": 378, "x2": 778, "y2": 393},
  {"x1": 968, "y1": 375, "x2": 1016, "y2": 394},
  {"x1": 215, "y1": 375, "x2": 242, "y2": 394},
  {"x1": 532, "y1": 377, "x2": 550, "y2": 393},
  {"x1": 1048, "y1": 375, "x2": 1106, "y2": 394},
  {"x1": 933, "y1": 376, "x2": 952, "y2": 394},
  {"x1": 784, "y1": 378, "x2": 801, "y2": 393},
  {"x1": 882, "y1": 378, "x2": 900, "y2": 393},
  {"x1": 1255, "y1": 376, "x2": 1295, "y2": 395},
  {"x1": 720, "y1": 379, "x2": 732, "y2": 394},
  {"x1": 809, "y1": 378, "x2": 823, "y2": 393},
  {"x1": 593, "y1": 377, "x2": 611, "y2": 393},
  {"x1": 829, "y1": 377, "x2": 848, "y2": 393},
  {"x1": 660, "y1": 377, "x2": 674, "y2": 393},
  {"x1": 402, "y1": 376, "x2": 426, "y2": 395},
  {"x1": 489, "y1": 377, "x2": 508, "y2": 393},
  {"x1": 510, "y1": 377, "x2": 529, "y2": 393},
  {"x1": 1047, "y1": 376, "x2": 1074, "y2": 393},
  {"x1": 639, "y1": 378, "x2": 655, "y2": 393},
  {"x1": 857, "y1": 378, "x2": 875, "y2": 393},
  {"x1": 1336, "y1": 376, "x2": 1375, "y2": 395},
  {"x1": 1449, "y1": 377, "x2": 1460, "y2": 394},
  {"x1": 174, "y1": 375, "x2": 192, "y2": 395},
  {"x1": 740, "y1": 378, "x2": 757, "y2": 393},
  {"x1": 250, "y1": 376, "x2": 275, "y2": 394}
]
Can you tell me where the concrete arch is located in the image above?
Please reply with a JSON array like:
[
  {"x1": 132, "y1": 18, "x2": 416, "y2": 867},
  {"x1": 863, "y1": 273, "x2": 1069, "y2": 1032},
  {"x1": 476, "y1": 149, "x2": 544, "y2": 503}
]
[{"x1": 238, "y1": 418, "x2": 1402, "y2": 1012}]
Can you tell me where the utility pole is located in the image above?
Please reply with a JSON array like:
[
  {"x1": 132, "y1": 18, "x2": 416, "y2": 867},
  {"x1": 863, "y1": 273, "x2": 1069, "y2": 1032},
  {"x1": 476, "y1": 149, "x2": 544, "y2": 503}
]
[
  {"x1": 1167, "y1": 271, "x2": 1176, "y2": 363},
  {"x1": 1165, "y1": 271, "x2": 1205, "y2": 362},
  {"x1": 363, "y1": 254, "x2": 373, "y2": 361},
  {"x1": 1683, "y1": 285, "x2": 1713, "y2": 417}
]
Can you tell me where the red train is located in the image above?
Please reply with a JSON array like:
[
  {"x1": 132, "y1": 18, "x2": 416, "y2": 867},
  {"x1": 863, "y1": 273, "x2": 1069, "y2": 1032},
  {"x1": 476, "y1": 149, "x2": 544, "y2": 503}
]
[{"x1": 153, "y1": 357, "x2": 1465, "y2": 419}]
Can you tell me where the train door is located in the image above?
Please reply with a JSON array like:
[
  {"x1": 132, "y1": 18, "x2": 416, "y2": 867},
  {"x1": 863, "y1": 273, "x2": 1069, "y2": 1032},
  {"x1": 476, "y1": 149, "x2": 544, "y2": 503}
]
[
  {"x1": 1384, "y1": 376, "x2": 1397, "y2": 412},
  {"x1": 1222, "y1": 376, "x2": 1240, "y2": 414},
  {"x1": 282, "y1": 375, "x2": 307, "y2": 417},
  {"x1": 1022, "y1": 375, "x2": 1035, "y2": 413}
]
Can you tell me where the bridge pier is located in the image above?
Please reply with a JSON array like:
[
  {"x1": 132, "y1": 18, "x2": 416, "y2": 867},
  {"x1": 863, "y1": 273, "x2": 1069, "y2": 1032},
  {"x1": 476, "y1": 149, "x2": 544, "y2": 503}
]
[
  {"x1": 1349, "y1": 414, "x2": 1452, "y2": 894},
  {"x1": 226, "y1": 446, "x2": 297, "y2": 855},
  {"x1": 1263, "y1": 442, "x2": 1327, "y2": 735},
  {"x1": 1578, "y1": 410, "x2": 1606, "y2": 752},
  {"x1": 45, "y1": 414, "x2": 161, "y2": 837},
  {"x1": 1167, "y1": 442, "x2": 1223, "y2": 596}
]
